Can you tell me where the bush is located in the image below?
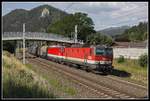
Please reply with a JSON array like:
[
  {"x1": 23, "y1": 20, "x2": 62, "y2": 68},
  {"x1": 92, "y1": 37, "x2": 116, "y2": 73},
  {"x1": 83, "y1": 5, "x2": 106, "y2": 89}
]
[
  {"x1": 117, "y1": 55, "x2": 125, "y2": 63},
  {"x1": 138, "y1": 53, "x2": 148, "y2": 67},
  {"x1": 3, "y1": 51, "x2": 11, "y2": 57}
]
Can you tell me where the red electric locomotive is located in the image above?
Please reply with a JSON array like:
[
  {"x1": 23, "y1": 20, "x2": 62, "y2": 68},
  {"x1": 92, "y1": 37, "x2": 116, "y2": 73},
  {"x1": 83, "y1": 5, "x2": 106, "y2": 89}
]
[{"x1": 46, "y1": 45, "x2": 113, "y2": 73}]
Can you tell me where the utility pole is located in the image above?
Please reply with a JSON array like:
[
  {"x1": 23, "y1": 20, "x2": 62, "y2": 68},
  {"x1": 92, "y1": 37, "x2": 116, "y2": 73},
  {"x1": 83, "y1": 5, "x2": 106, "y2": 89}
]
[
  {"x1": 75, "y1": 25, "x2": 78, "y2": 43},
  {"x1": 23, "y1": 23, "x2": 25, "y2": 64}
]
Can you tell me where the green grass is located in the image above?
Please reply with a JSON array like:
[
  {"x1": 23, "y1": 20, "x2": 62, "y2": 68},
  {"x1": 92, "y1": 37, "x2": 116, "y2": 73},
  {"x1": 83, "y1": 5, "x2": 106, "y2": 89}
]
[
  {"x1": 44, "y1": 74, "x2": 77, "y2": 96},
  {"x1": 2, "y1": 51, "x2": 56, "y2": 98},
  {"x1": 113, "y1": 58, "x2": 148, "y2": 86},
  {"x1": 26, "y1": 63, "x2": 77, "y2": 96}
]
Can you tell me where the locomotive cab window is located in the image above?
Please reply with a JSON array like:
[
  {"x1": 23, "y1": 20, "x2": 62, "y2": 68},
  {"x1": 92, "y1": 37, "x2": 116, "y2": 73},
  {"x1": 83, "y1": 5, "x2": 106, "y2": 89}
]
[
  {"x1": 95, "y1": 48, "x2": 105, "y2": 55},
  {"x1": 96, "y1": 47, "x2": 113, "y2": 55},
  {"x1": 105, "y1": 48, "x2": 113, "y2": 56}
]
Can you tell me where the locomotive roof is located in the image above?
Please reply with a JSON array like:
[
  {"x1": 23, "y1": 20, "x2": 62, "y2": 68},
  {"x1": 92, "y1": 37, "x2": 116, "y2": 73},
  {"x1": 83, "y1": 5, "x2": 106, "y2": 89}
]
[{"x1": 95, "y1": 45, "x2": 112, "y2": 48}]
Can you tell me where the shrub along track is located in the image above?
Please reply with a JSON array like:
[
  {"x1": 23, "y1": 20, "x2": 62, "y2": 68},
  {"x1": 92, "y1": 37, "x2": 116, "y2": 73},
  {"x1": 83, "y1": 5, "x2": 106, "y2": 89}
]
[{"x1": 25, "y1": 53, "x2": 147, "y2": 99}]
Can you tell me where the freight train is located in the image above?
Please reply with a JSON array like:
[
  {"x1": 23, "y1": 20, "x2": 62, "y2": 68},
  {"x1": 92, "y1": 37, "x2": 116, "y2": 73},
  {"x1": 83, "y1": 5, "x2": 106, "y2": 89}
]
[{"x1": 28, "y1": 45, "x2": 113, "y2": 73}]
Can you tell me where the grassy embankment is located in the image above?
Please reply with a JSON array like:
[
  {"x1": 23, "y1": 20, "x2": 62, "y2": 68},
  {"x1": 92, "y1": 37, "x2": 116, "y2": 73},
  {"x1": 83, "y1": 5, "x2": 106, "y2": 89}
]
[
  {"x1": 26, "y1": 63, "x2": 77, "y2": 96},
  {"x1": 2, "y1": 51, "x2": 56, "y2": 98},
  {"x1": 113, "y1": 59, "x2": 148, "y2": 86},
  {"x1": 17, "y1": 48, "x2": 77, "y2": 96}
]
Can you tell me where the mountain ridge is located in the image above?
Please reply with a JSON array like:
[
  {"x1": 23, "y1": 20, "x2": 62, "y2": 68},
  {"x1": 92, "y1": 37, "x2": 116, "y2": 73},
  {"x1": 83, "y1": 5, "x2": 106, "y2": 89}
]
[
  {"x1": 3, "y1": 5, "x2": 68, "y2": 32},
  {"x1": 98, "y1": 26, "x2": 130, "y2": 37}
]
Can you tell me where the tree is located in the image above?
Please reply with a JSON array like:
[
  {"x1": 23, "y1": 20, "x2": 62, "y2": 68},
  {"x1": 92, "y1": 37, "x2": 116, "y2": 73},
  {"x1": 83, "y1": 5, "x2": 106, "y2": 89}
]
[
  {"x1": 86, "y1": 32, "x2": 113, "y2": 46},
  {"x1": 3, "y1": 41, "x2": 16, "y2": 53},
  {"x1": 118, "y1": 22, "x2": 148, "y2": 42},
  {"x1": 138, "y1": 53, "x2": 148, "y2": 67},
  {"x1": 47, "y1": 12, "x2": 96, "y2": 42}
]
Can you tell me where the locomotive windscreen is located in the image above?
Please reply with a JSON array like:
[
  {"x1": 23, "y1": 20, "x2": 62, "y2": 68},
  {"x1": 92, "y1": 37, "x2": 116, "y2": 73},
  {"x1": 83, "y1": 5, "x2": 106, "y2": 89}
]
[{"x1": 95, "y1": 47, "x2": 113, "y2": 56}]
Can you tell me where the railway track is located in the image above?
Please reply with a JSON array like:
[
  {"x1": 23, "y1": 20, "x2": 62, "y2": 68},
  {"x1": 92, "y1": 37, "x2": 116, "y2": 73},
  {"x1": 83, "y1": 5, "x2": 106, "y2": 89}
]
[
  {"x1": 28, "y1": 58, "x2": 112, "y2": 98},
  {"x1": 25, "y1": 54, "x2": 147, "y2": 99}
]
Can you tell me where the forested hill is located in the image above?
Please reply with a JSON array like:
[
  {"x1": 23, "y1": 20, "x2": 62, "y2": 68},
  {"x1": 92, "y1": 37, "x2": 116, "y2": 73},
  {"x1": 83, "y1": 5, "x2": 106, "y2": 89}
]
[
  {"x1": 3, "y1": 5, "x2": 68, "y2": 32},
  {"x1": 115, "y1": 22, "x2": 148, "y2": 42},
  {"x1": 98, "y1": 26, "x2": 130, "y2": 37}
]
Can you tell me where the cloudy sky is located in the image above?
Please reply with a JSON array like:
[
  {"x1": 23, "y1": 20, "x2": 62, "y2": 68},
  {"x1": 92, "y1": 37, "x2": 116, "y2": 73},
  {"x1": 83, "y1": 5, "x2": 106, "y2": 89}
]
[{"x1": 2, "y1": 2, "x2": 148, "y2": 30}]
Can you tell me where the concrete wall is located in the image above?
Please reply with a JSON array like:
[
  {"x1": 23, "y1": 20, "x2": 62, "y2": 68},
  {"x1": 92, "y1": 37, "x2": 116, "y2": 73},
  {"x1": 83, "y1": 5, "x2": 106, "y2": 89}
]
[{"x1": 113, "y1": 48, "x2": 148, "y2": 59}]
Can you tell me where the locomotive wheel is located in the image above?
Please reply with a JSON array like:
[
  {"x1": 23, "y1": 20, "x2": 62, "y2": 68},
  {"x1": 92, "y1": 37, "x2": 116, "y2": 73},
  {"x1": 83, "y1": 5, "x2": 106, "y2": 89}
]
[
  {"x1": 86, "y1": 68, "x2": 92, "y2": 72},
  {"x1": 66, "y1": 63, "x2": 72, "y2": 67},
  {"x1": 63, "y1": 62, "x2": 67, "y2": 65},
  {"x1": 102, "y1": 69, "x2": 109, "y2": 75},
  {"x1": 109, "y1": 69, "x2": 113, "y2": 74},
  {"x1": 58, "y1": 60, "x2": 62, "y2": 64},
  {"x1": 76, "y1": 64, "x2": 81, "y2": 69},
  {"x1": 60, "y1": 61, "x2": 64, "y2": 65},
  {"x1": 85, "y1": 66, "x2": 92, "y2": 72},
  {"x1": 86, "y1": 69, "x2": 90, "y2": 72}
]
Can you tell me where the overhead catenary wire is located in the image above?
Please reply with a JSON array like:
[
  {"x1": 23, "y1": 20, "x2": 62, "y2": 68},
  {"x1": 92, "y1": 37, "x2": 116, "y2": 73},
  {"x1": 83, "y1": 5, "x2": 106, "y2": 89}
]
[
  {"x1": 111, "y1": 6, "x2": 147, "y2": 20},
  {"x1": 100, "y1": 16, "x2": 147, "y2": 30},
  {"x1": 98, "y1": 6, "x2": 148, "y2": 30},
  {"x1": 64, "y1": 3, "x2": 74, "y2": 12},
  {"x1": 60, "y1": 3, "x2": 147, "y2": 32}
]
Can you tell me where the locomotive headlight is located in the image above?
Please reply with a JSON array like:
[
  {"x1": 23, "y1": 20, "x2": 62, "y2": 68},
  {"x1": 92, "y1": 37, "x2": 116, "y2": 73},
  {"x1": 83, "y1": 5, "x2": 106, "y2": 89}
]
[
  {"x1": 100, "y1": 61, "x2": 111, "y2": 64},
  {"x1": 107, "y1": 61, "x2": 112, "y2": 64}
]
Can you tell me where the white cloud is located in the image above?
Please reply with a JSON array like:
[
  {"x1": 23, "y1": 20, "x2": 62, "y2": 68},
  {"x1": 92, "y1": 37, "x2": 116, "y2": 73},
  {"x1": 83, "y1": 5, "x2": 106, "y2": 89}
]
[
  {"x1": 2, "y1": 2, "x2": 148, "y2": 30},
  {"x1": 28, "y1": 2, "x2": 149, "y2": 30}
]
